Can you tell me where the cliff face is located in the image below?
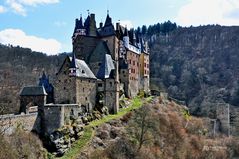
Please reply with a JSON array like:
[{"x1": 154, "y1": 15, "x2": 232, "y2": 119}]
[{"x1": 150, "y1": 25, "x2": 239, "y2": 116}]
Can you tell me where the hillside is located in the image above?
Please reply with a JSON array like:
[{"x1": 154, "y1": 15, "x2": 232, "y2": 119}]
[
  {"x1": 0, "y1": 44, "x2": 66, "y2": 114},
  {"x1": 75, "y1": 96, "x2": 239, "y2": 159},
  {"x1": 150, "y1": 25, "x2": 239, "y2": 116}
]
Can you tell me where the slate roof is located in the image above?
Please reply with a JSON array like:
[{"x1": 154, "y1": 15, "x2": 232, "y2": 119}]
[
  {"x1": 69, "y1": 53, "x2": 77, "y2": 69},
  {"x1": 69, "y1": 57, "x2": 96, "y2": 79},
  {"x1": 97, "y1": 54, "x2": 115, "y2": 79},
  {"x1": 20, "y1": 86, "x2": 47, "y2": 96},
  {"x1": 104, "y1": 14, "x2": 112, "y2": 27}
]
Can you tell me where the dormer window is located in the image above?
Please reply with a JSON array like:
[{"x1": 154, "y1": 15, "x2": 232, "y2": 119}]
[{"x1": 82, "y1": 70, "x2": 85, "y2": 74}]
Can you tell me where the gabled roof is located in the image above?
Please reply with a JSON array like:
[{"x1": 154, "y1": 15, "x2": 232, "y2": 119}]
[
  {"x1": 69, "y1": 57, "x2": 96, "y2": 79},
  {"x1": 20, "y1": 86, "x2": 47, "y2": 96},
  {"x1": 97, "y1": 54, "x2": 115, "y2": 79}
]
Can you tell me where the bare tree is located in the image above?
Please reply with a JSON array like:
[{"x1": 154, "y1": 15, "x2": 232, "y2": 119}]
[{"x1": 127, "y1": 105, "x2": 156, "y2": 151}]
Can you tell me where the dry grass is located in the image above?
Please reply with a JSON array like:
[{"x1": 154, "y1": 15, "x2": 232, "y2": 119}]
[{"x1": 88, "y1": 96, "x2": 239, "y2": 159}]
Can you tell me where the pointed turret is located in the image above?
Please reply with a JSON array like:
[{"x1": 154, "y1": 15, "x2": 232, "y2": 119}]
[
  {"x1": 84, "y1": 15, "x2": 90, "y2": 35},
  {"x1": 132, "y1": 31, "x2": 136, "y2": 46},
  {"x1": 123, "y1": 27, "x2": 128, "y2": 36},
  {"x1": 104, "y1": 10, "x2": 112, "y2": 27},
  {"x1": 123, "y1": 27, "x2": 129, "y2": 48},
  {"x1": 77, "y1": 16, "x2": 84, "y2": 29},
  {"x1": 42, "y1": 71, "x2": 47, "y2": 80},
  {"x1": 73, "y1": 15, "x2": 86, "y2": 38},
  {"x1": 69, "y1": 53, "x2": 77, "y2": 77}
]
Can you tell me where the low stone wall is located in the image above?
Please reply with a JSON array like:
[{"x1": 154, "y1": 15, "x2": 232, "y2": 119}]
[
  {"x1": 44, "y1": 104, "x2": 80, "y2": 134},
  {"x1": 0, "y1": 113, "x2": 39, "y2": 135}
]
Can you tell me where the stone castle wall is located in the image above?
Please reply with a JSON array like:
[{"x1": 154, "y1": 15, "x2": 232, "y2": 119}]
[
  {"x1": 75, "y1": 78, "x2": 96, "y2": 112},
  {"x1": 105, "y1": 78, "x2": 119, "y2": 113},
  {"x1": 44, "y1": 104, "x2": 79, "y2": 134},
  {"x1": 0, "y1": 113, "x2": 39, "y2": 135},
  {"x1": 55, "y1": 66, "x2": 77, "y2": 104}
]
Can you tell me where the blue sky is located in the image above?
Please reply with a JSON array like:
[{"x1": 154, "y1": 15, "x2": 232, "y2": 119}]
[{"x1": 0, "y1": 0, "x2": 239, "y2": 55}]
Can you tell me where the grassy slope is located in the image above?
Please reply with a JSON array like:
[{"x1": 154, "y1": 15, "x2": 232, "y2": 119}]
[{"x1": 59, "y1": 97, "x2": 145, "y2": 159}]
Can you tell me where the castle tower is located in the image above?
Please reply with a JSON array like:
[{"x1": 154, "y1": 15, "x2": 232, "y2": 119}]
[{"x1": 123, "y1": 27, "x2": 129, "y2": 48}]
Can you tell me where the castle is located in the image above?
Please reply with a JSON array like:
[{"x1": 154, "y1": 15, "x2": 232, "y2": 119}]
[
  {"x1": 16, "y1": 12, "x2": 150, "y2": 135},
  {"x1": 54, "y1": 12, "x2": 150, "y2": 114}
]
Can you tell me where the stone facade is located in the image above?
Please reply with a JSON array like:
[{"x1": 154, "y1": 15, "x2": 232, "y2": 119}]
[
  {"x1": 44, "y1": 104, "x2": 79, "y2": 134},
  {"x1": 20, "y1": 95, "x2": 46, "y2": 113},
  {"x1": 0, "y1": 113, "x2": 39, "y2": 135},
  {"x1": 55, "y1": 58, "x2": 77, "y2": 104},
  {"x1": 75, "y1": 78, "x2": 96, "y2": 112}
]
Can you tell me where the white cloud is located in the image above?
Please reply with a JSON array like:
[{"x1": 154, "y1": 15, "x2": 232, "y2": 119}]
[
  {"x1": 0, "y1": 29, "x2": 61, "y2": 55},
  {"x1": 5, "y1": 0, "x2": 59, "y2": 16},
  {"x1": 176, "y1": 0, "x2": 239, "y2": 26},
  {"x1": 7, "y1": 0, "x2": 26, "y2": 16},
  {"x1": 0, "y1": 5, "x2": 7, "y2": 13},
  {"x1": 19, "y1": 0, "x2": 59, "y2": 6},
  {"x1": 119, "y1": 20, "x2": 134, "y2": 29}
]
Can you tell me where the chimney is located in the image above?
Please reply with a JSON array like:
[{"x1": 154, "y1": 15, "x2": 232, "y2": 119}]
[
  {"x1": 90, "y1": 13, "x2": 95, "y2": 20},
  {"x1": 100, "y1": 22, "x2": 103, "y2": 28},
  {"x1": 116, "y1": 22, "x2": 120, "y2": 30}
]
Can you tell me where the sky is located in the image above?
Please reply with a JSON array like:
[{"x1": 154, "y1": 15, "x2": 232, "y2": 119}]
[{"x1": 0, "y1": 0, "x2": 239, "y2": 55}]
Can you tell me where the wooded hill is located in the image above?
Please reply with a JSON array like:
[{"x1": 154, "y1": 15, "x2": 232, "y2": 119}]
[
  {"x1": 0, "y1": 44, "x2": 66, "y2": 114},
  {"x1": 149, "y1": 25, "x2": 239, "y2": 116}
]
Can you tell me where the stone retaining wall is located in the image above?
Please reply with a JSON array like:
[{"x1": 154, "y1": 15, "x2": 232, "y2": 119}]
[{"x1": 0, "y1": 113, "x2": 39, "y2": 135}]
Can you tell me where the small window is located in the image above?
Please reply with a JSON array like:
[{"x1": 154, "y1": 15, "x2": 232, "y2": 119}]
[
  {"x1": 98, "y1": 62, "x2": 101, "y2": 66},
  {"x1": 83, "y1": 88, "x2": 85, "y2": 92},
  {"x1": 98, "y1": 83, "x2": 103, "y2": 87},
  {"x1": 110, "y1": 82, "x2": 112, "y2": 86},
  {"x1": 63, "y1": 87, "x2": 66, "y2": 90},
  {"x1": 82, "y1": 70, "x2": 85, "y2": 73},
  {"x1": 85, "y1": 97, "x2": 88, "y2": 101}
]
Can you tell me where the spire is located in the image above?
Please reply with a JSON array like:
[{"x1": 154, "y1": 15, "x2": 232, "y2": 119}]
[
  {"x1": 42, "y1": 71, "x2": 47, "y2": 79},
  {"x1": 70, "y1": 53, "x2": 77, "y2": 68},
  {"x1": 104, "y1": 10, "x2": 112, "y2": 27},
  {"x1": 132, "y1": 31, "x2": 136, "y2": 46},
  {"x1": 124, "y1": 27, "x2": 128, "y2": 37},
  {"x1": 78, "y1": 15, "x2": 84, "y2": 29}
]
